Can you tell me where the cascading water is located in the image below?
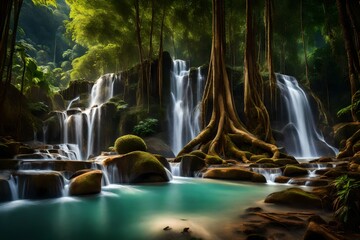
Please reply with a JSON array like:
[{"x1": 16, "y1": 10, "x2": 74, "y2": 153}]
[
  {"x1": 57, "y1": 73, "x2": 121, "y2": 160},
  {"x1": 274, "y1": 74, "x2": 338, "y2": 158},
  {"x1": 169, "y1": 60, "x2": 205, "y2": 155}
]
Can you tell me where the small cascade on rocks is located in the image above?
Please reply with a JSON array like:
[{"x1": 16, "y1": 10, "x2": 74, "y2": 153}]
[
  {"x1": 251, "y1": 167, "x2": 282, "y2": 183},
  {"x1": 170, "y1": 162, "x2": 181, "y2": 176},
  {"x1": 57, "y1": 73, "x2": 122, "y2": 160},
  {"x1": 169, "y1": 60, "x2": 205, "y2": 155},
  {"x1": 274, "y1": 74, "x2": 338, "y2": 158}
]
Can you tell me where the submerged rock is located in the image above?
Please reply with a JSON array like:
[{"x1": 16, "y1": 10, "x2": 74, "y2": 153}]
[
  {"x1": 69, "y1": 170, "x2": 102, "y2": 196},
  {"x1": 264, "y1": 187, "x2": 322, "y2": 208},
  {"x1": 103, "y1": 151, "x2": 170, "y2": 183}
]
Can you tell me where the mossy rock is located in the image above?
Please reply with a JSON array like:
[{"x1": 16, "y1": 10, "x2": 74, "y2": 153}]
[
  {"x1": 153, "y1": 154, "x2": 171, "y2": 172},
  {"x1": 256, "y1": 158, "x2": 274, "y2": 164},
  {"x1": 114, "y1": 134, "x2": 147, "y2": 154},
  {"x1": 189, "y1": 150, "x2": 207, "y2": 159},
  {"x1": 264, "y1": 187, "x2": 322, "y2": 208},
  {"x1": 178, "y1": 154, "x2": 206, "y2": 177},
  {"x1": 274, "y1": 158, "x2": 299, "y2": 166},
  {"x1": 103, "y1": 151, "x2": 170, "y2": 183},
  {"x1": 69, "y1": 170, "x2": 102, "y2": 196},
  {"x1": 283, "y1": 165, "x2": 308, "y2": 177},
  {"x1": 203, "y1": 167, "x2": 266, "y2": 183},
  {"x1": 205, "y1": 155, "x2": 224, "y2": 165}
]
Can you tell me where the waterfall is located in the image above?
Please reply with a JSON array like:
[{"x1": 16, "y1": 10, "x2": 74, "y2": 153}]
[
  {"x1": 169, "y1": 60, "x2": 205, "y2": 155},
  {"x1": 57, "y1": 73, "x2": 121, "y2": 160},
  {"x1": 275, "y1": 74, "x2": 338, "y2": 158}
]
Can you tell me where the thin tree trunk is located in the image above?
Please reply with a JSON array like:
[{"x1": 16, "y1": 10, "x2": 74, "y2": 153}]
[
  {"x1": 157, "y1": 1, "x2": 165, "y2": 106},
  {"x1": 336, "y1": 0, "x2": 360, "y2": 121},
  {"x1": 134, "y1": 0, "x2": 145, "y2": 107},
  {"x1": 300, "y1": 0, "x2": 310, "y2": 87},
  {"x1": 146, "y1": 0, "x2": 155, "y2": 112}
]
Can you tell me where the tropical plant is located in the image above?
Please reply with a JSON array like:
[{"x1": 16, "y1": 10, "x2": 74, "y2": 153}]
[
  {"x1": 133, "y1": 118, "x2": 158, "y2": 137},
  {"x1": 331, "y1": 175, "x2": 360, "y2": 230}
]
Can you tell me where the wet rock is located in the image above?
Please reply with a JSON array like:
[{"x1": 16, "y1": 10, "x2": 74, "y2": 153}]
[
  {"x1": 178, "y1": 154, "x2": 206, "y2": 177},
  {"x1": 303, "y1": 221, "x2": 342, "y2": 240},
  {"x1": 274, "y1": 176, "x2": 290, "y2": 183},
  {"x1": 203, "y1": 167, "x2": 266, "y2": 183},
  {"x1": 69, "y1": 169, "x2": 95, "y2": 179},
  {"x1": 283, "y1": 165, "x2": 308, "y2": 177},
  {"x1": 274, "y1": 158, "x2": 299, "y2": 166},
  {"x1": 18, "y1": 160, "x2": 95, "y2": 173},
  {"x1": 0, "y1": 159, "x2": 20, "y2": 170},
  {"x1": 288, "y1": 178, "x2": 330, "y2": 187},
  {"x1": 144, "y1": 137, "x2": 175, "y2": 158},
  {"x1": 0, "y1": 172, "x2": 13, "y2": 202},
  {"x1": 153, "y1": 154, "x2": 171, "y2": 172},
  {"x1": 264, "y1": 187, "x2": 322, "y2": 209},
  {"x1": 103, "y1": 151, "x2": 171, "y2": 183},
  {"x1": 69, "y1": 170, "x2": 102, "y2": 196},
  {"x1": 16, "y1": 171, "x2": 64, "y2": 199},
  {"x1": 18, "y1": 146, "x2": 35, "y2": 154}
]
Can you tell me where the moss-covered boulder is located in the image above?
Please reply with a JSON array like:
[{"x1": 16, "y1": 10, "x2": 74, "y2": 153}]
[
  {"x1": 153, "y1": 154, "x2": 171, "y2": 172},
  {"x1": 203, "y1": 167, "x2": 266, "y2": 183},
  {"x1": 274, "y1": 158, "x2": 299, "y2": 166},
  {"x1": 114, "y1": 134, "x2": 147, "y2": 154},
  {"x1": 69, "y1": 170, "x2": 102, "y2": 196},
  {"x1": 103, "y1": 151, "x2": 170, "y2": 183},
  {"x1": 178, "y1": 154, "x2": 206, "y2": 177},
  {"x1": 264, "y1": 187, "x2": 322, "y2": 208},
  {"x1": 283, "y1": 165, "x2": 308, "y2": 177},
  {"x1": 16, "y1": 171, "x2": 64, "y2": 199}
]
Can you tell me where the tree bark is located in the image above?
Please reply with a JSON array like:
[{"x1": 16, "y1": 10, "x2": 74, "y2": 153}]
[
  {"x1": 179, "y1": 0, "x2": 280, "y2": 162},
  {"x1": 336, "y1": 0, "x2": 360, "y2": 122},
  {"x1": 157, "y1": 1, "x2": 166, "y2": 106},
  {"x1": 265, "y1": 0, "x2": 276, "y2": 108},
  {"x1": 244, "y1": 0, "x2": 274, "y2": 143}
]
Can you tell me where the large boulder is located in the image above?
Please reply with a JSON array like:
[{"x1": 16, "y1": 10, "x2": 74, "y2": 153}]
[
  {"x1": 16, "y1": 171, "x2": 65, "y2": 199},
  {"x1": 114, "y1": 134, "x2": 147, "y2": 154},
  {"x1": 143, "y1": 137, "x2": 175, "y2": 158},
  {"x1": 283, "y1": 165, "x2": 308, "y2": 177},
  {"x1": 103, "y1": 151, "x2": 171, "y2": 183},
  {"x1": 203, "y1": 167, "x2": 267, "y2": 183},
  {"x1": 69, "y1": 170, "x2": 102, "y2": 196},
  {"x1": 265, "y1": 187, "x2": 322, "y2": 208},
  {"x1": 177, "y1": 154, "x2": 206, "y2": 177}
]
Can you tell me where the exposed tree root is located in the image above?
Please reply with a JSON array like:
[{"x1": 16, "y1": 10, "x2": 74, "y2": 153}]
[{"x1": 337, "y1": 128, "x2": 360, "y2": 158}]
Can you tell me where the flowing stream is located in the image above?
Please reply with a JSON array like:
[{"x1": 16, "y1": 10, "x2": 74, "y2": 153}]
[
  {"x1": 275, "y1": 74, "x2": 338, "y2": 158},
  {"x1": 169, "y1": 60, "x2": 204, "y2": 155}
]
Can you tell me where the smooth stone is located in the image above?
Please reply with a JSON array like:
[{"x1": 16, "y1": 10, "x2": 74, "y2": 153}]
[
  {"x1": 203, "y1": 167, "x2": 266, "y2": 183},
  {"x1": 69, "y1": 170, "x2": 102, "y2": 196}
]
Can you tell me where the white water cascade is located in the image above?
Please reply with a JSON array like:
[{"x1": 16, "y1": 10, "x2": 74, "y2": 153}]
[
  {"x1": 57, "y1": 73, "x2": 121, "y2": 160},
  {"x1": 169, "y1": 60, "x2": 205, "y2": 155},
  {"x1": 275, "y1": 74, "x2": 338, "y2": 158}
]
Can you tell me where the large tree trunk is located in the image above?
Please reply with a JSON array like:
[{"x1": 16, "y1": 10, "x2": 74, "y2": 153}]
[
  {"x1": 336, "y1": 0, "x2": 360, "y2": 122},
  {"x1": 0, "y1": 0, "x2": 23, "y2": 135},
  {"x1": 179, "y1": 0, "x2": 279, "y2": 162},
  {"x1": 244, "y1": 0, "x2": 274, "y2": 143}
]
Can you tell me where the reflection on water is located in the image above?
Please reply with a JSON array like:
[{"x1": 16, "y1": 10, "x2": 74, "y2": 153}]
[{"x1": 0, "y1": 177, "x2": 287, "y2": 240}]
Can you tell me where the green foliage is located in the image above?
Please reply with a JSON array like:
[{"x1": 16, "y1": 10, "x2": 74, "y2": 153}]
[
  {"x1": 27, "y1": 102, "x2": 49, "y2": 114},
  {"x1": 114, "y1": 134, "x2": 147, "y2": 154},
  {"x1": 331, "y1": 175, "x2": 360, "y2": 229},
  {"x1": 337, "y1": 90, "x2": 360, "y2": 119},
  {"x1": 133, "y1": 118, "x2": 158, "y2": 137}
]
